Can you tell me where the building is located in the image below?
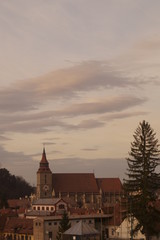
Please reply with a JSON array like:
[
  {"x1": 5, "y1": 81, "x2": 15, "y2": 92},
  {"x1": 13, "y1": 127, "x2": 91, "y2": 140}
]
[
  {"x1": 63, "y1": 220, "x2": 100, "y2": 240},
  {"x1": 3, "y1": 217, "x2": 33, "y2": 240},
  {"x1": 36, "y1": 148, "x2": 124, "y2": 209},
  {"x1": 33, "y1": 212, "x2": 112, "y2": 240},
  {"x1": 115, "y1": 216, "x2": 145, "y2": 240},
  {"x1": 26, "y1": 198, "x2": 68, "y2": 218}
]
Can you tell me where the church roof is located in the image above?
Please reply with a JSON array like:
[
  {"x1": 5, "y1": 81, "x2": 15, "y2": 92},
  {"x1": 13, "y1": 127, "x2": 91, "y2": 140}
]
[
  {"x1": 52, "y1": 173, "x2": 99, "y2": 193},
  {"x1": 96, "y1": 178, "x2": 123, "y2": 193},
  {"x1": 64, "y1": 220, "x2": 99, "y2": 236}
]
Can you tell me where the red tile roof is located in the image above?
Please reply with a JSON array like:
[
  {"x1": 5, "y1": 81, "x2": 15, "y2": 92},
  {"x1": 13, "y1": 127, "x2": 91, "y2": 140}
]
[
  {"x1": 8, "y1": 198, "x2": 31, "y2": 209},
  {"x1": 52, "y1": 173, "x2": 99, "y2": 193},
  {"x1": 3, "y1": 217, "x2": 33, "y2": 235},
  {"x1": 0, "y1": 208, "x2": 18, "y2": 217},
  {"x1": 0, "y1": 216, "x2": 7, "y2": 231},
  {"x1": 96, "y1": 178, "x2": 123, "y2": 193}
]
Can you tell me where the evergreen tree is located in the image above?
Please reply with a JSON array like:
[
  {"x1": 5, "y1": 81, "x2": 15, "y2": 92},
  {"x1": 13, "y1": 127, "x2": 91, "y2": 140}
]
[
  {"x1": 56, "y1": 211, "x2": 71, "y2": 240},
  {"x1": 124, "y1": 120, "x2": 160, "y2": 239}
]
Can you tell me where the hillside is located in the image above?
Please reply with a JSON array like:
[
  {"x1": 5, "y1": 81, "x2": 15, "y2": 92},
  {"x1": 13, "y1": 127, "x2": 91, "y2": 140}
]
[{"x1": 0, "y1": 168, "x2": 34, "y2": 207}]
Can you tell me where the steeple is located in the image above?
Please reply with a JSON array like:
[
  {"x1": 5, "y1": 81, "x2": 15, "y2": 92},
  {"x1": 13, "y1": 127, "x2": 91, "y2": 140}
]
[
  {"x1": 37, "y1": 148, "x2": 51, "y2": 173},
  {"x1": 37, "y1": 148, "x2": 53, "y2": 199}
]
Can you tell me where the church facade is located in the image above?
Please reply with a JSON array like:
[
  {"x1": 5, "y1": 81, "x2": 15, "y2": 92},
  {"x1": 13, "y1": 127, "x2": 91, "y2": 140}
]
[{"x1": 37, "y1": 148, "x2": 123, "y2": 208}]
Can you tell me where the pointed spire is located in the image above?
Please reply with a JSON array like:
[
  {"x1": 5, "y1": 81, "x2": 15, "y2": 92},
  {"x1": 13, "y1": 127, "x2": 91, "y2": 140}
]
[
  {"x1": 37, "y1": 147, "x2": 51, "y2": 173},
  {"x1": 41, "y1": 147, "x2": 47, "y2": 164}
]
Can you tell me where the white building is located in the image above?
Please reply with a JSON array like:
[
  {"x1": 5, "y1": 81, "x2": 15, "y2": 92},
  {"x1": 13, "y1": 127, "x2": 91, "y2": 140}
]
[{"x1": 115, "y1": 215, "x2": 145, "y2": 240}]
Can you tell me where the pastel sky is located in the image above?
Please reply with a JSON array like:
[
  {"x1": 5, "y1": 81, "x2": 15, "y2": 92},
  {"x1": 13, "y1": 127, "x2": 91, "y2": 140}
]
[{"x1": 0, "y1": 0, "x2": 160, "y2": 185}]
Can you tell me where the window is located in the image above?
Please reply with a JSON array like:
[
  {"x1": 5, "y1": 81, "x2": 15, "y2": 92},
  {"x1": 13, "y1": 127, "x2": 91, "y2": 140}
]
[
  {"x1": 49, "y1": 232, "x2": 52, "y2": 238},
  {"x1": 48, "y1": 222, "x2": 52, "y2": 226},
  {"x1": 38, "y1": 207, "x2": 40, "y2": 210},
  {"x1": 42, "y1": 207, "x2": 45, "y2": 210},
  {"x1": 54, "y1": 222, "x2": 57, "y2": 225},
  {"x1": 46, "y1": 207, "x2": 49, "y2": 211},
  {"x1": 59, "y1": 204, "x2": 65, "y2": 209}
]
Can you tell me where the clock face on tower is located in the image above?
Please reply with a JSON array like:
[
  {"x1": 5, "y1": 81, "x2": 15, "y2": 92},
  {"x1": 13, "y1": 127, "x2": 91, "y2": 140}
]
[{"x1": 43, "y1": 184, "x2": 49, "y2": 192}]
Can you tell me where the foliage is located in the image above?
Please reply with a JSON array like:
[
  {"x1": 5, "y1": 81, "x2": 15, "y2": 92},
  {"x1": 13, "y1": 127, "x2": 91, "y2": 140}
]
[
  {"x1": 0, "y1": 168, "x2": 34, "y2": 202},
  {"x1": 124, "y1": 120, "x2": 160, "y2": 238},
  {"x1": 56, "y1": 211, "x2": 71, "y2": 240}
]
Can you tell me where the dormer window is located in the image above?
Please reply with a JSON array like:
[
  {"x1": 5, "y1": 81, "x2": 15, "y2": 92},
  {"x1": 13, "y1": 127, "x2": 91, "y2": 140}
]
[{"x1": 59, "y1": 204, "x2": 65, "y2": 209}]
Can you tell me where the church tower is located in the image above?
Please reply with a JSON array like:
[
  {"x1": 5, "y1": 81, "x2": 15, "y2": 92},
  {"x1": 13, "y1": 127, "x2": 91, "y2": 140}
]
[{"x1": 37, "y1": 148, "x2": 53, "y2": 199}]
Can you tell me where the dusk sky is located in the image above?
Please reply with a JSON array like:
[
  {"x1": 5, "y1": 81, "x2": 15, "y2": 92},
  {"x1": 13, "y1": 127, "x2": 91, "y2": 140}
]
[{"x1": 0, "y1": 0, "x2": 160, "y2": 185}]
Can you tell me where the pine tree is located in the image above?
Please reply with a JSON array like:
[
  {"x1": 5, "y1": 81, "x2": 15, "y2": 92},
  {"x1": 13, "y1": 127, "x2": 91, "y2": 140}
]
[
  {"x1": 124, "y1": 120, "x2": 160, "y2": 239},
  {"x1": 56, "y1": 211, "x2": 71, "y2": 240}
]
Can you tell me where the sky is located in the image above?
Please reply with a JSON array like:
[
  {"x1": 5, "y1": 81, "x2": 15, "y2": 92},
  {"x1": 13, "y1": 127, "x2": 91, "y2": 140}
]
[{"x1": 0, "y1": 0, "x2": 160, "y2": 185}]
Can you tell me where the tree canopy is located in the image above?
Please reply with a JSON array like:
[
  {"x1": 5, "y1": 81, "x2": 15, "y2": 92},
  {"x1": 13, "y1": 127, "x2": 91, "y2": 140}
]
[
  {"x1": 0, "y1": 168, "x2": 34, "y2": 205},
  {"x1": 124, "y1": 120, "x2": 160, "y2": 238},
  {"x1": 56, "y1": 211, "x2": 71, "y2": 240}
]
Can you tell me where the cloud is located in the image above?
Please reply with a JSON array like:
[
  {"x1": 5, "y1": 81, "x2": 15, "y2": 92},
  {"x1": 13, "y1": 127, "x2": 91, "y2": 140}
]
[
  {"x1": 0, "y1": 61, "x2": 149, "y2": 135},
  {"x1": 0, "y1": 95, "x2": 146, "y2": 134},
  {"x1": 0, "y1": 61, "x2": 145, "y2": 113},
  {"x1": 42, "y1": 142, "x2": 56, "y2": 146},
  {"x1": 76, "y1": 119, "x2": 105, "y2": 129},
  {"x1": 81, "y1": 148, "x2": 98, "y2": 151},
  {"x1": 115, "y1": 37, "x2": 160, "y2": 81},
  {"x1": 54, "y1": 95, "x2": 147, "y2": 117},
  {"x1": 101, "y1": 111, "x2": 148, "y2": 121}
]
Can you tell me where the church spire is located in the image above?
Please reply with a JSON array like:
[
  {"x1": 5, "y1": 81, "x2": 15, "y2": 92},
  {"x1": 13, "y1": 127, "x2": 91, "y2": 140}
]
[
  {"x1": 37, "y1": 147, "x2": 51, "y2": 173},
  {"x1": 37, "y1": 147, "x2": 53, "y2": 199}
]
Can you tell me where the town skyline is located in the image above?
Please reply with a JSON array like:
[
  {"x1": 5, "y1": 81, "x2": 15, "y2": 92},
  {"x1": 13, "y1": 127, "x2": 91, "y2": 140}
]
[{"x1": 0, "y1": 0, "x2": 160, "y2": 185}]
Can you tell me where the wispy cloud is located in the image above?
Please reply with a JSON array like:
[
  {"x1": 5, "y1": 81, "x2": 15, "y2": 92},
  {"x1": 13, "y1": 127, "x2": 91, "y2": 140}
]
[{"x1": 0, "y1": 61, "x2": 146, "y2": 113}]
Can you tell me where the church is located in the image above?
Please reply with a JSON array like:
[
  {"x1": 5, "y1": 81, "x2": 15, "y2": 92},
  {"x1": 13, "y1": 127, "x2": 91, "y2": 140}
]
[{"x1": 36, "y1": 148, "x2": 123, "y2": 208}]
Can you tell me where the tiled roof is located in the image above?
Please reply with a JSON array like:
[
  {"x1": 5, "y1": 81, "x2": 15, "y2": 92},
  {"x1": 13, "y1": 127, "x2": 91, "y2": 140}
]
[
  {"x1": 52, "y1": 173, "x2": 99, "y2": 193},
  {"x1": 64, "y1": 220, "x2": 99, "y2": 236},
  {"x1": 8, "y1": 198, "x2": 31, "y2": 209},
  {"x1": 32, "y1": 198, "x2": 63, "y2": 205},
  {"x1": 3, "y1": 217, "x2": 33, "y2": 235},
  {"x1": 96, "y1": 178, "x2": 123, "y2": 193},
  {"x1": 0, "y1": 208, "x2": 18, "y2": 217},
  {"x1": 69, "y1": 208, "x2": 97, "y2": 215},
  {"x1": 0, "y1": 216, "x2": 7, "y2": 231},
  {"x1": 26, "y1": 210, "x2": 51, "y2": 216}
]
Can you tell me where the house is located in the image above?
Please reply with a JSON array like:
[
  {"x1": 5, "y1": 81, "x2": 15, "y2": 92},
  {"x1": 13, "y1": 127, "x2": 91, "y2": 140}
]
[
  {"x1": 115, "y1": 215, "x2": 145, "y2": 240},
  {"x1": 2, "y1": 217, "x2": 33, "y2": 240},
  {"x1": 26, "y1": 198, "x2": 68, "y2": 218}
]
